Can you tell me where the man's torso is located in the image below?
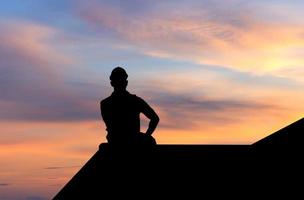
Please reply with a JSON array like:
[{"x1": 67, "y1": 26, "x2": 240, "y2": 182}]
[{"x1": 100, "y1": 91, "x2": 142, "y2": 143}]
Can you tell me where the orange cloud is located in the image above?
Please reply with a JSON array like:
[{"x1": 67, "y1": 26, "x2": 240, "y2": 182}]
[
  {"x1": 0, "y1": 120, "x2": 104, "y2": 200},
  {"x1": 0, "y1": 21, "x2": 71, "y2": 71}
]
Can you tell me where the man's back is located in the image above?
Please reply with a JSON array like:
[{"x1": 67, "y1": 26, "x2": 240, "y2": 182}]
[{"x1": 100, "y1": 91, "x2": 142, "y2": 143}]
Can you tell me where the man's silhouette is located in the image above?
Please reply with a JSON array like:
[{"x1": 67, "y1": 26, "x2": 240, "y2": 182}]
[{"x1": 100, "y1": 67, "x2": 159, "y2": 146}]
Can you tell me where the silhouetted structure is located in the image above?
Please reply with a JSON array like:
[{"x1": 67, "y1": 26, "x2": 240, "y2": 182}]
[
  {"x1": 253, "y1": 118, "x2": 304, "y2": 148},
  {"x1": 53, "y1": 118, "x2": 304, "y2": 199}
]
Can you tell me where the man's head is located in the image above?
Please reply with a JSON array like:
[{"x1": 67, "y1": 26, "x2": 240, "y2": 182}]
[{"x1": 110, "y1": 67, "x2": 128, "y2": 91}]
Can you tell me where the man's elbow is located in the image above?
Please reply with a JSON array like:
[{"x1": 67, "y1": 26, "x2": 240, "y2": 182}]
[{"x1": 153, "y1": 115, "x2": 160, "y2": 124}]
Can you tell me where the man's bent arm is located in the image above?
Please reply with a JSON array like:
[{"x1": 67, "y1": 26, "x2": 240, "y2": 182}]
[
  {"x1": 146, "y1": 113, "x2": 159, "y2": 135},
  {"x1": 139, "y1": 98, "x2": 159, "y2": 135}
]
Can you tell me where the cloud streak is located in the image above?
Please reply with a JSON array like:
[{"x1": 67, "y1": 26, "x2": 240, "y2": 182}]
[
  {"x1": 0, "y1": 21, "x2": 104, "y2": 122},
  {"x1": 145, "y1": 90, "x2": 279, "y2": 130},
  {"x1": 44, "y1": 166, "x2": 80, "y2": 170},
  {"x1": 1, "y1": 3, "x2": 302, "y2": 124},
  {"x1": 0, "y1": 20, "x2": 292, "y2": 130},
  {"x1": 77, "y1": 0, "x2": 304, "y2": 76},
  {"x1": 0, "y1": 183, "x2": 10, "y2": 186}
]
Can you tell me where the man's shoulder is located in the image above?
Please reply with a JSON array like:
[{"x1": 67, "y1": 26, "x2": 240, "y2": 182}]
[
  {"x1": 100, "y1": 96, "x2": 112, "y2": 106},
  {"x1": 100, "y1": 92, "x2": 145, "y2": 106},
  {"x1": 129, "y1": 93, "x2": 145, "y2": 102}
]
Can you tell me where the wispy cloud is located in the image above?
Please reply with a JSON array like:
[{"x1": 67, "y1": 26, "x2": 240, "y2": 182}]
[
  {"x1": 44, "y1": 166, "x2": 80, "y2": 170},
  {"x1": 0, "y1": 21, "x2": 104, "y2": 122},
  {"x1": 0, "y1": 19, "x2": 297, "y2": 129},
  {"x1": 144, "y1": 90, "x2": 281, "y2": 130},
  {"x1": 77, "y1": 0, "x2": 304, "y2": 76}
]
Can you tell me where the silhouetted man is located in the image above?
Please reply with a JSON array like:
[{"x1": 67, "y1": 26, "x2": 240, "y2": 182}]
[{"x1": 100, "y1": 67, "x2": 159, "y2": 146}]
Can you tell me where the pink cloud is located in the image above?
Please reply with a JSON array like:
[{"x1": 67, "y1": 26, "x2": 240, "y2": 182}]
[
  {"x1": 0, "y1": 21, "x2": 103, "y2": 122},
  {"x1": 77, "y1": 2, "x2": 304, "y2": 76}
]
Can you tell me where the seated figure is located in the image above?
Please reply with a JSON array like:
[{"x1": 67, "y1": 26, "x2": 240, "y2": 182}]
[{"x1": 100, "y1": 67, "x2": 159, "y2": 148}]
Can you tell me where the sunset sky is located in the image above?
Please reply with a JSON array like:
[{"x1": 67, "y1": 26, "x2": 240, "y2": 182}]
[{"x1": 1, "y1": 0, "x2": 304, "y2": 199}]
